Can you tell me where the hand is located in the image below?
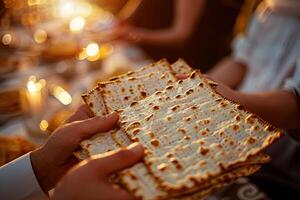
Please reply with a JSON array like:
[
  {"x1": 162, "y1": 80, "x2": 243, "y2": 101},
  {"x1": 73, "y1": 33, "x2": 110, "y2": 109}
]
[
  {"x1": 30, "y1": 105, "x2": 119, "y2": 192},
  {"x1": 52, "y1": 143, "x2": 144, "y2": 200}
]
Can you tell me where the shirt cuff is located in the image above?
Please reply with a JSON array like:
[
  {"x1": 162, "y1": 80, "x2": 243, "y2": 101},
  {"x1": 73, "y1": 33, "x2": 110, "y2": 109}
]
[{"x1": 0, "y1": 152, "x2": 48, "y2": 200}]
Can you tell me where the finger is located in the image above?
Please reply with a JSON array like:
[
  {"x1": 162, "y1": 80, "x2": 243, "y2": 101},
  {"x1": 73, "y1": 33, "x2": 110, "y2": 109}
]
[
  {"x1": 108, "y1": 185, "x2": 136, "y2": 200},
  {"x1": 176, "y1": 74, "x2": 188, "y2": 80},
  {"x1": 66, "y1": 104, "x2": 94, "y2": 123},
  {"x1": 62, "y1": 112, "x2": 119, "y2": 142},
  {"x1": 88, "y1": 143, "x2": 144, "y2": 176}
]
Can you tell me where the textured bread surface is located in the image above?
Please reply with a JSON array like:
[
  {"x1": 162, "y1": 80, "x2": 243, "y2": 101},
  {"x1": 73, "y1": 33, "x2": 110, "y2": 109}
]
[{"x1": 118, "y1": 71, "x2": 282, "y2": 192}]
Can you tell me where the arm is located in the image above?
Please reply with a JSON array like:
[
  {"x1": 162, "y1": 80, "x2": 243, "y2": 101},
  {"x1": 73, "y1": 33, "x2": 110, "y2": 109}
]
[
  {"x1": 123, "y1": 0, "x2": 206, "y2": 47},
  {"x1": 208, "y1": 57, "x2": 248, "y2": 89},
  {"x1": 216, "y1": 83, "x2": 300, "y2": 129}
]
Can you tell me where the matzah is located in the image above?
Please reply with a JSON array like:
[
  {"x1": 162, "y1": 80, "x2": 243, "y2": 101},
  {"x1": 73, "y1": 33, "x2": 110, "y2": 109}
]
[{"x1": 118, "y1": 71, "x2": 283, "y2": 192}]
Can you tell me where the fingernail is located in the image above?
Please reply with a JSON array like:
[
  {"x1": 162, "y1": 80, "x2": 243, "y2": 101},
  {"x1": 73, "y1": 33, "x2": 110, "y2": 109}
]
[{"x1": 127, "y1": 142, "x2": 144, "y2": 156}]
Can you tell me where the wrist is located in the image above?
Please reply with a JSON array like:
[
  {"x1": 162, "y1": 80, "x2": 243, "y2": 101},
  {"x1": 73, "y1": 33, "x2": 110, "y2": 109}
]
[{"x1": 31, "y1": 148, "x2": 52, "y2": 192}]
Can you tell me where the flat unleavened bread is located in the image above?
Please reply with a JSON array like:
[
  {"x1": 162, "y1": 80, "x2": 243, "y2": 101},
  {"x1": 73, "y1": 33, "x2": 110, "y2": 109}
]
[{"x1": 118, "y1": 71, "x2": 283, "y2": 192}]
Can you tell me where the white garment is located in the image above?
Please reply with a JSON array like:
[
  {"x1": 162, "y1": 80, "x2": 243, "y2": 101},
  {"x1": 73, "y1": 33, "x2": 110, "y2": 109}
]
[
  {"x1": 233, "y1": 3, "x2": 300, "y2": 94},
  {"x1": 232, "y1": 2, "x2": 300, "y2": 190},
  {"x1": 0, "y1": 153, "x2": 48, "y2": 200}
]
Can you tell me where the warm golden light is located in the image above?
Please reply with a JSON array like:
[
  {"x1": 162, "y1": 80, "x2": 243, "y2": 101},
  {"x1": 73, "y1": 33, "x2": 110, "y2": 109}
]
[
  {"x1": 2, "y1": 33, "x2": 12, "y2": 45},
  {"x1": 69, "y1": 17, "x2": 85, "y2": 32},
  {"x1": 33, "y1": 29, "x2": 47, "y2": 44},
  {"x1": 99, "y1": 43, "x2": 114, "y2": 59},
  {"x1": 53, "y1": 86, "x2": 72, "y2": 105},
  {"x1": 40, "y1": 120, "x2": 49, "y2": 131},
  {"x1": 27, "y1": 76, "x2": 45, "y2": 93},
  {"x1": 28, "y1": 0, "x2": 43, "y2": 6},
  {"x1": 86, "y1": 42, "x2": 99, "y2": 57}
]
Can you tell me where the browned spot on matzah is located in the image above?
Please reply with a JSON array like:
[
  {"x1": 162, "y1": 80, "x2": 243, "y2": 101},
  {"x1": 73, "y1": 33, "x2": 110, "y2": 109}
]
[
  {"x1": 184, "y1": 136, "x2": 191, "y2": 140},
  {"x1": 140, "y1": 91, "x2": 147, "y2": 97},
  {"x1": 191, "y1": 106, "x2": 198, "y2": 110},
  {"x1": 175, "y1": 94, "x2": 181, "y2": 99},
  {"x1": 128, "y1": 77, "x2": 136, "y2": 81},
  {"x1": 247, "y1": 137, "x2": 256, "y2": 144},
  {"x1": 184, "y1": 117, "x2": 192, "y2": 122},
  {"x1": 190, "y1": 72, "x2": 196, "y2": 79},
  {"x1": 199, "y1": 147, "x2": 210, "y2": 156},
  {"x1": 232, "y1": 124, "x2": 240, "y2": 131},
  {"x1": 185, "y1": 89, "x2": 194, "y2": 95},
  {"x1": 171, "y1": 105, "x2": 180, "y2": 111},
  {"x1": 130, "y1": 101, "x2": 138, "y2": 107},
  {"x1": 166, "y1": 152, "x2": 173, "y2": 158},
  {"x1": 155, "y1": 91, "x2": 162, "y2": 95},
  {"x1": 216, "y1": 98, "x2": 222, "y2": 102},
  {"x1": 124, "y1": 96, "x2": 129, "y2": 101},
  {"x1": 158, "y1": 163, "x2": 168, "y2": 172},
  {"x1": 235, "y1": 115, "x2": 241, "y2": 121},
  {"x1": 201, "y1": 131, "x2": 207, "y2": 136},
  {"x1": 199, "y1": 160, "x2": 207, "y2": 166},
  {"x1": 153, "y1": 105, "x2": 160, "y2": 110},
  {"x1": 220, "y1": 101, "x2": 227, "y2": 107},
  {"x1": 166, "y1": 116, "x2": 172, "y2": 121},
  {"x1": 148, "y1": 132, "x2": 155, "y2": 138},
  {"x1": 177, "y1": 128, "x2": 186, "y2": 134},
  {"x1": 132, "y1": 128, "x2": 140, "y2": 135},
  {"x1": 219, "y1": 131, "x2": 224, "y2": 136},
  {"x1": 151, "y1": 139, "x2": 160, "y2": 147},
  {"x1": 121, "y1": 88, "x2": 125, "y2": 92},
  {"x1": 88, "y1": 102, "x2": 93, "y2": 107},
  {"x1": 145, "y1": 114, "x2": 153, "y2": 121},
  {"x1": 198, "y1": 82, "x2": 204, "y2": 87},
  {"x1": 127, "y1": 122, "x2": 141, "y2": 130},
  {"x1": 203, "y1": 119, "x2": 210, "y2": 125},
  {"x1": 198, "y1": 140, "x2": 205, "y2": 145},
  {"x1": 178, "y1": 80, "x2": 183, "y2": 84},
  {"x1": 246, "y1": 114, "x2": 256, "y2": 125},
  {"x1": 166, "y1": 85, "x2": 174, "y2": 90}
]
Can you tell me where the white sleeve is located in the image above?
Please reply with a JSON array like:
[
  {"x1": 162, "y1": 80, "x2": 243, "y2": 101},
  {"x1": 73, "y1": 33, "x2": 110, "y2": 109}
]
[
  {"x1": 0, "y1": 153, "x2": 48, "y2": 200},
  {"x1": 283, "y1": 58, "x2": 300, "y2": 142}
]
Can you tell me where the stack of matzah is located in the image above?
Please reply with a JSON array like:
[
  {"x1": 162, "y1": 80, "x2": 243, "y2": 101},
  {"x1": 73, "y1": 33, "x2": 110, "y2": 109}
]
[{"x1": 75, "y1": 59, "x2": 283, "y2": 200}]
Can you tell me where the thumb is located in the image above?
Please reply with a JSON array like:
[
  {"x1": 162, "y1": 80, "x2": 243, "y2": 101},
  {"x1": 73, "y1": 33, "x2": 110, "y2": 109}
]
[
  {"x1": 59, "y1": 112, "x2": 119, "y2": 142},
  {"x1": 88, "y1": 143, "x2": 144, "y2": 176}
]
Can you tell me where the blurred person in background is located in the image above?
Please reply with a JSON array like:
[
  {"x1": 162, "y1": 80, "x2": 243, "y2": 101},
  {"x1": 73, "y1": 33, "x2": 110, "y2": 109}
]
[
  {"x1": 118, "y1": 0, "x2": 244, "y2": 71},
  {"x1": 207, "y1": 0, "x2": 300, "y2": 198}
]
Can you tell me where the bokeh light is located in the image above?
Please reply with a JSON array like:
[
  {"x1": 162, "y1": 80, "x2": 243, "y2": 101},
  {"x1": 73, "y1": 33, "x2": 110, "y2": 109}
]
[{"x1": 69, "y1": 17, "x2": 85, "y2": 32}]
